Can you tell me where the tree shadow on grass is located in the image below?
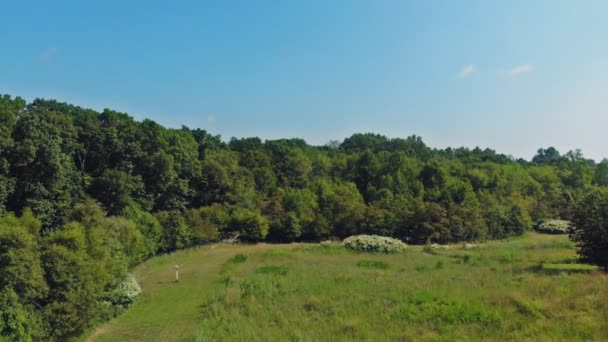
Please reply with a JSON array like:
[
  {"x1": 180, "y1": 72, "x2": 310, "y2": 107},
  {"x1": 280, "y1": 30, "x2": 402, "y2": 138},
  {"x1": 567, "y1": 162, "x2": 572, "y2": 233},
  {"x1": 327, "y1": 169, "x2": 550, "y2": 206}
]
[
  {"x1": 157, "y1": 280, "x2": 179, "y2": 285},
  {"x1": 526, "y1": 263, "x2": 598, "y2": 275}
]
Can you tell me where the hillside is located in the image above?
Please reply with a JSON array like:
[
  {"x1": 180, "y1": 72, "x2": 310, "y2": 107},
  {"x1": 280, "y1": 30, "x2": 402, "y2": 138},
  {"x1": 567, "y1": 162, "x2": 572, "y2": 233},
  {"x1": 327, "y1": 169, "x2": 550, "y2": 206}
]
[
  {"x1": 2, "y1": 95, "x2": 608, "y2": 340},
  {"x1": 87, "y1": 233, "x2": 607, "y2": 341}
]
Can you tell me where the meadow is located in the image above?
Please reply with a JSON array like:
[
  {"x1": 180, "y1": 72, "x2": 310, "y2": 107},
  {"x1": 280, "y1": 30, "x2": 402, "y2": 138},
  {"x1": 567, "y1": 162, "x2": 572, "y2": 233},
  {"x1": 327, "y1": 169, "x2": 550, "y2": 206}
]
[{"x1": 86, "y1": 233, "x2": 608, "y2": 341}]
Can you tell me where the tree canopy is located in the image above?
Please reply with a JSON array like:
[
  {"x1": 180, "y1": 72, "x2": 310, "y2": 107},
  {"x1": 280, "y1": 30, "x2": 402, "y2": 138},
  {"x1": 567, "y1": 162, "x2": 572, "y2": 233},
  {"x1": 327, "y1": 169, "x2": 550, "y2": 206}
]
[{"x1": 0, "y1": 94, "x2": 606, "y2": 340}]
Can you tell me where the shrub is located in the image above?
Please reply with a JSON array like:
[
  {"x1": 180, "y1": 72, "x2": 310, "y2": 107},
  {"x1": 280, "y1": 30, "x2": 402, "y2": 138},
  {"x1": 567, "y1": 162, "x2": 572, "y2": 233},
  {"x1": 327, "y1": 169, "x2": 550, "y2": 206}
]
[
  {"x1": 343, "y1": 234, "x2": 407, "y2": 253},
  {"x1": 101, "y1": 274, "x2": 142, "y2": 318},
  {"x1": 229, "y1": 207, "x2": 269, "y2": 242},
  {"x1": 534, "y1": 219, "x2": 572, "y2": 234},
  {"x1": 0, "y1": 289, "x2": 31, "y2": 342},
  {"x1": 320, "y1": 240, "x2": 333, "y2": 248},
  {"x1": 422, "y1": 244, "x2": 438, "y2": 255},
  {"x1": 230, "y1": 253, "x2": 248, "y2": 263},
  {"x1": 221, "y1": 253, "x2": 248, "y2": 273},
  {"x1": 570, "y1": 189, "x2": 608, "y2": 269},
  {"x1": 108, "y1": 274, "x2": 142, "y2": 308}
]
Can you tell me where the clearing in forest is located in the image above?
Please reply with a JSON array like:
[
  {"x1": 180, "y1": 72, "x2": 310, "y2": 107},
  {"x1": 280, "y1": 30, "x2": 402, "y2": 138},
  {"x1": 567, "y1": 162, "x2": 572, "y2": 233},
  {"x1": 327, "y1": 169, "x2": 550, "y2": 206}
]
[{"x1": 86, "y1": 233, "x2": 608, "y2": 341}]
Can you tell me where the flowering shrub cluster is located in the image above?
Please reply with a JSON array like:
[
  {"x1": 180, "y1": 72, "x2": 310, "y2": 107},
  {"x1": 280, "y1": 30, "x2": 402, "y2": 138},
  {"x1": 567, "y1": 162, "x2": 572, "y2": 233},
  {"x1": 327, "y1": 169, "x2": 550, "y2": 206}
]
[
  {"x1": 110, "y1": 274, "x2": 143, "y2": 308},
  {"x1": 320, "y1": 240, "x2": 334, "y2": 247},
  {"x1": 100, "y1": 274, "x2": 143, "y2": 318},
  {"x1": 534, "y1": 219, "x2": 572, "y2": 234},
  {"x1": 343, "y1": 234, "x2": 407, "y2": 253}
]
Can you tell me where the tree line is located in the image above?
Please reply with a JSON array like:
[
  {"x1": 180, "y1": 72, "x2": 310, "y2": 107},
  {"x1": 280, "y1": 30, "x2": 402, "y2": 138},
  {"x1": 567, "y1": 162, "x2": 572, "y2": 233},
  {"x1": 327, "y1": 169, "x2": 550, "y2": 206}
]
[{"x1": 1, "y1": 94, "x2": 607, "y2": 340}]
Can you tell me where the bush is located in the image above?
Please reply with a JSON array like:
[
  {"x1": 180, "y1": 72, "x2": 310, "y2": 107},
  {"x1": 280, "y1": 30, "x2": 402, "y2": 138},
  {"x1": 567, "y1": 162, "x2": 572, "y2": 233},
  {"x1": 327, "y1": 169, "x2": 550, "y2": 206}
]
[
  {"x1": 570, "y1": 189, "x2": 608, "y2": 269},
  {"x1": 230, "y1": 253, "x2": 248, "y2": 263},
  {"x1": 98, "y1": 274, "x2": 143, "y2": 319},
  {"x1": 229, "y1": 207, "x2": 269, "y2": 242},
  {"x1": 107, "y1": 274, "x2": 142, "y2": 309},
  {"x1": 343, "y1": 234, "x2": 407, "y2": 253},
  {"x1": 534, "y1": 219, "x2": 572, "y2": 234},
  {"x1": 320, "y1": 240, "x2": 333, "y2": 248}
]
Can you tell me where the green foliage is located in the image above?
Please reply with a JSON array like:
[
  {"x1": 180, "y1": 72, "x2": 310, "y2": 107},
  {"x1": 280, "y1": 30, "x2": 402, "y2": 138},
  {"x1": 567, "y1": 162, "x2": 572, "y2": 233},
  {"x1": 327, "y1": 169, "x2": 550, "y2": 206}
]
[
  {"x1": 104, "y1": 274, "x2": 142, "y2": 309},
  {"x1": 229, "y1": 253, "x2": 248, "y2": 263},
  {"x1": 123, "y1": 205, "x2": 163, "y2": 258},
  {"x1": 89, "y1": 169, "x2": 149, "y2": 215},
  {"x1": 0, "y1": 95, "x2": 21, "y2": 215},
  {"x1": 0, "y1": 94, "x2": 607, "y2": 340},
  {"x1": 0, "y1": 94, "x2": 598, "y2": 248},
  {"x1": 229, "y1": 207, "x2": 269, "y2": 242},
  {"x1": 570, "y1": 189, "x2": 608, "y2": 269},
  {"x1": 103, "y1": 217, "x2": 148, "y2": 266},
  {"x1": 343, "y1": 234, "x2": 407, "y2": 253},
  {"x1": 183, "y1": 207, "x2": 221, "y2": 244},
  {"x1": 9, "y1": 109, "x2": 81, "y2": 228},
  {"x1": 156, "y1": 210, "x2": 192, "y2": 252},
  {"x1": 0, "y1": 289, "x2": 31, "y2": 342},
  {"x1": 41, "y1": 224, "x2": 105, "y2": 340},
  {"x1": 0, "y1": 212, "x2": 48, "y2": 302}
]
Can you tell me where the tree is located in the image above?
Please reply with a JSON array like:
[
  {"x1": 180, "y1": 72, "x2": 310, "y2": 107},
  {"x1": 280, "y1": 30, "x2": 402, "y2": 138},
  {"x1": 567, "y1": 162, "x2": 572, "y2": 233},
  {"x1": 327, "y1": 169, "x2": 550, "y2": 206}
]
[
  {"x1": 102, "y1": 217, "x2": 147, "y2": 267},
  {"x1": 0, "y1": 211, "x2": 48, "y2": 303},
  {"x1": 194, "y1": 150, "x2": 256, "y2": 206},
  {"x1": 185, "y1": 127, "x2": 224, "y2": 158},
  {"x1": 184, "y1": 205, "x2": 227, "y2": 244},
  {"x1": 570, "y1": 188, "x2": 608, "y2": 269},
  {"x1": 156, "y1": 211, "x2": 192, "y2": 252},
  {"x1": 9, "y1": 110, "x2": 81, "y2": 228},
  {"x1": 532, "y1": 147, "x2": 561, "y2": 165},
  {"x1": 340, "y1": 133, "x2": 389, "y2": 152},
  {"x1": 353, "y1": 150, "x2": 381, "y2": 202},
  {"x1": 0, "y1": 289, "x2": 31, "y2": 342},
  {"x1": 0, "y1": 95, "x2": 22, "y2": 213},
  {"x1": 593, "y1": 159, "x2": 608, "y2": 186},
  {"x1": 122, "y1": 206, "x2": 163, "y2": 257},
  {"x1": 88, "y1": 169, "x2": 149, "y2": 215},
  {"x1": 402, "y1": 201, "x2": 450, "y2": 244},
  {"x1": 313, "y1": 180, "x2": 365, "y2": 238},
  {"x1": 228, "y1": 207, "x2": 269, "y2": 242},
  {"x1": 41, "y1": 223, "x2": 105, "y2": 340}
]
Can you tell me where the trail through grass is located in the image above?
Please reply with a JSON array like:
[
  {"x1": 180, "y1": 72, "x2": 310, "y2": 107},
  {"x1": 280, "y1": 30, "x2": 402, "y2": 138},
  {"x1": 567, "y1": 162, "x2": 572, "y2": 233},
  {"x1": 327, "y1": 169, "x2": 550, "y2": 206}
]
[{"x1": 87, "y1": 234, "x2": 608, "y2": 341}]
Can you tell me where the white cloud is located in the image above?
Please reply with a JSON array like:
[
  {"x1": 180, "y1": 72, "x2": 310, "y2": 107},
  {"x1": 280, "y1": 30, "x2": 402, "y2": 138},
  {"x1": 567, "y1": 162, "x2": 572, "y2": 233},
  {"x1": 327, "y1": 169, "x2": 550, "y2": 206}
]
[
  {"x1": 40, "y1": 47, "x2": 58, "y2": 61},
  {"x1": 207, "y1": 115, "x2": 216, "y2": 124},
  {"x1": 508, "y1": 64, "x2": 535, "y2": 76},
  {"x1": 459, "y1": 64, "x2": 476, "y2": 78}
]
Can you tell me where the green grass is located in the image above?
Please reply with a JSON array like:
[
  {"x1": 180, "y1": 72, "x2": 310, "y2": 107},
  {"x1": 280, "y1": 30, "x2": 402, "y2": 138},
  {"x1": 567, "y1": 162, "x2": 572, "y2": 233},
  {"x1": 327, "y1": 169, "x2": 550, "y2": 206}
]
[{"x1": 86, "y1": 233, "x2": 608, "y2": 341}]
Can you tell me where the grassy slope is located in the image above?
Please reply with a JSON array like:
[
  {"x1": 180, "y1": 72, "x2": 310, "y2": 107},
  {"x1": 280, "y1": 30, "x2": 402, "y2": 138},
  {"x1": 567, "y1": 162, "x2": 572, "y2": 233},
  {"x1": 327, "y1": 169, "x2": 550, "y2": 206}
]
[{"x1": 87, "y1": 234, "x2": 608, "y2": 341}]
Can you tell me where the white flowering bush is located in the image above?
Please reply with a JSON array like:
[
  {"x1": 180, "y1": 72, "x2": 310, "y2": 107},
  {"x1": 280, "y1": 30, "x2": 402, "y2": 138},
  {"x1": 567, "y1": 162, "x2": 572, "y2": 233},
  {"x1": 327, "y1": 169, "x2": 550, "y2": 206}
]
[
  {"x1": 534, "y1": 219, "x2": 572, "y2": 234},
  {"x1": 110, "y1": 274, "x2": 142, "y2": 308},
  {"x1": 99, "y1": 274, "x2": 143, "y2": 319},
  {"x1": 343, "y1": 235, "x2": 407, "y2": 253},
  {"x1": 320, "y1": 240, "x2": 334, "y2": 248}
]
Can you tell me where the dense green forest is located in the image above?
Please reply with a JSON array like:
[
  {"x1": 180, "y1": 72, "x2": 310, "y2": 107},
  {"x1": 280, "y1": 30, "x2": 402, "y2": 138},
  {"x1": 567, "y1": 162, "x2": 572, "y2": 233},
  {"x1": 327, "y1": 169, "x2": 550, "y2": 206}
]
[{"x1": 1, "y1": 94, "x2": 607, "y2": 340}]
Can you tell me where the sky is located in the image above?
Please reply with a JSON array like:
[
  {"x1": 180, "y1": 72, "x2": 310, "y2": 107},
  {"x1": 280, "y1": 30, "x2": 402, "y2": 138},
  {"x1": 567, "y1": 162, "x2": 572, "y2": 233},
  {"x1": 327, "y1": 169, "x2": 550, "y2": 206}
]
[{"x1": 1, "y1": 0, "x2": 607, "y2": 160}]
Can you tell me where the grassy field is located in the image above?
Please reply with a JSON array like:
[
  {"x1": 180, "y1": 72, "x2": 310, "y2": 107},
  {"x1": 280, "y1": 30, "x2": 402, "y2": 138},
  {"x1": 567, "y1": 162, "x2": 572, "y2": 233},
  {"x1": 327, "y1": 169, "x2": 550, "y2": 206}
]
[{"x1": 86, "y1": 233, "x2": 608, "y2": 341}]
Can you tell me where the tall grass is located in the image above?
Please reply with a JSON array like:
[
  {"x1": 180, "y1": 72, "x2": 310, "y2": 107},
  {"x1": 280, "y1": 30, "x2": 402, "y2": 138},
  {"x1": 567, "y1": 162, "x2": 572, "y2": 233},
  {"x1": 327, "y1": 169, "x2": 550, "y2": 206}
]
[{"x1": 87, "y1": 234, "x2": 608, "y2": 341}]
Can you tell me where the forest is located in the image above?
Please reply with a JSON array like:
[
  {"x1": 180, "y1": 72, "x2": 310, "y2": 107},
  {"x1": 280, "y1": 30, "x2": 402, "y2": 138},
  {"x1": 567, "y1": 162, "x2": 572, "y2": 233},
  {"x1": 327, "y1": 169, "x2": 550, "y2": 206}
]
[{"x1": 1, "y1": 94, "x2": 607, "y2": 341}]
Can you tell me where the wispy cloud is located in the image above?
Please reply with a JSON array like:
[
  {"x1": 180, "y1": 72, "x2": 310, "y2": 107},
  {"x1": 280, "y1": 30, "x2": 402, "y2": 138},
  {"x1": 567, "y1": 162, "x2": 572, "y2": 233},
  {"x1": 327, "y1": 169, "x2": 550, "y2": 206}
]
[
  {"x1": 507, "y1": 64, "x2": 535, "y2": 76},
  {"x1": 40, "y1": 47, "x2": 58, "y2": 61},
  {"x1": 459, "y1": 64, "x2": 476, "y2": 78},
  {"x1": 207, "y1": 115, "x2": 216, "y2": 124}
]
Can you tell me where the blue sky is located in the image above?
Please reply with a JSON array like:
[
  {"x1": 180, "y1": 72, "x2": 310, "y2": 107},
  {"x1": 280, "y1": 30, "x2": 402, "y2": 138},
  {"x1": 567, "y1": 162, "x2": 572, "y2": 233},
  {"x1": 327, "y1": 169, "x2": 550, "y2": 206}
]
[{"x1": 1, "y1": 0, "x2": 607, "y2": 160}]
